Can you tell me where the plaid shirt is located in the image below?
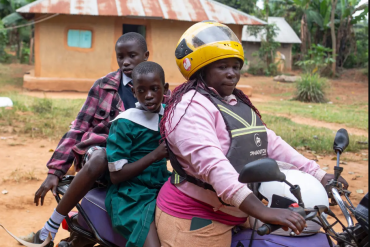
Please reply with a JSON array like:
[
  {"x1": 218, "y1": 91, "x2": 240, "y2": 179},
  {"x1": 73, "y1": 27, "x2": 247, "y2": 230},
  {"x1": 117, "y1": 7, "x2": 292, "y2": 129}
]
[{"x1": 47, "y1": 70, "x2": 125, "y2": 178}]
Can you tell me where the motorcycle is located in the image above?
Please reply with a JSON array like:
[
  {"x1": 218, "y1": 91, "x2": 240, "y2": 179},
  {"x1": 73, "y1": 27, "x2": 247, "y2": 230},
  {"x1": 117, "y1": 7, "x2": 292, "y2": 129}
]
[{"x1": 55, "y1": 128, "x2": 368, "y2": 247}]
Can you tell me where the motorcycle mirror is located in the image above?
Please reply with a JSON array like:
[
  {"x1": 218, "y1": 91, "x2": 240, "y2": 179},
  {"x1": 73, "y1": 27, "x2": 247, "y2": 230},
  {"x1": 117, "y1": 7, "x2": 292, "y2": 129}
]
[
  {"x1": 333, "y1": 128, "x2": 349, "y2": 154},
  {"x1": 238, "y1": 158, "x2": 286, "y2": 183}
]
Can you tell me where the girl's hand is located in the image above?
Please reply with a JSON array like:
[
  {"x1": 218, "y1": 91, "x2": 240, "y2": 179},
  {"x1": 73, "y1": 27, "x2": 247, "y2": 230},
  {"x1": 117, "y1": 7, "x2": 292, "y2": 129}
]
[
  {"x1": 261, "y1": 208, "x2": 307, "y2": 235},
  {"x1": 152, "y1": 142, "x2": 168, "y2": 161}
]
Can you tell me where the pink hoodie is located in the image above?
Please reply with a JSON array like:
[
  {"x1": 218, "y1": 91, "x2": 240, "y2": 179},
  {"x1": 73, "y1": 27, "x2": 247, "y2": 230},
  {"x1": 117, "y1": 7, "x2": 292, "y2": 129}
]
[{"x1": 158, "y1": 89, "x2": 326, "y2": 219}]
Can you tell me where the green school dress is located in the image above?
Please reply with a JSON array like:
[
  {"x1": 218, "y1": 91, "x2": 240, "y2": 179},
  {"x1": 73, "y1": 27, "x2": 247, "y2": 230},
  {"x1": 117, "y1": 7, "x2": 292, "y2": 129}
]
[{"x1": 105, "y1": 103, "x2": 170, "y2": 247}]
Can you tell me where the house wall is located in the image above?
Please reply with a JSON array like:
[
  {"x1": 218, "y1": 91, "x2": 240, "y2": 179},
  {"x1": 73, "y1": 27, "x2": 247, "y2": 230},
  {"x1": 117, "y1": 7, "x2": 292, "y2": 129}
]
[
  {"x1": 35, "y1": 15, "x2": 116, "y2": 79},
  {"x1": 278, "y1": 44, "x2": 292, "y2": 70},
  {"x1": 243, "y1": 42, "x2": 260, "y2": 68},
  {"x1": 242, "y1": 42, "x2": 293, "y2": 70},
  {"x1": 28, "y1": 15, "x2": 244, "y2": 91}
]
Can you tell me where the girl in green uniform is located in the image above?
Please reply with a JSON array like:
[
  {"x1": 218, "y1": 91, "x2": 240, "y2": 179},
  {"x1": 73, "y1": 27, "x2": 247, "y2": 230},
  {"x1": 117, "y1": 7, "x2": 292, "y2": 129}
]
[{"x1": 105, "y1": 61, "x2": 170, "y2": 247}]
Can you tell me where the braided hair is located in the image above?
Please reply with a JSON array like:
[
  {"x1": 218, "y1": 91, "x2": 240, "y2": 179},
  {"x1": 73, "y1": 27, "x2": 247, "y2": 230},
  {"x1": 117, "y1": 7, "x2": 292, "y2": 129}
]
[{"x1": 159, "y1": 72, "x2": 264, "y2": 142}]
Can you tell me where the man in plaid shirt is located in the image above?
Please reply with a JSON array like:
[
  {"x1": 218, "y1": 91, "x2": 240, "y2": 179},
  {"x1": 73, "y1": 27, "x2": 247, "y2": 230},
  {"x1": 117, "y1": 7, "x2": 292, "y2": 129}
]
[{"x1": 32, "y1": 32, "x2": 168, "y2": 245}]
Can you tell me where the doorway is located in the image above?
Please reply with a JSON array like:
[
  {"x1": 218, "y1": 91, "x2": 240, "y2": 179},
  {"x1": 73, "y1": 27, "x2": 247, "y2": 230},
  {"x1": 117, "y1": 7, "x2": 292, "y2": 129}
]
[{"x1": 122, "y1": 24, "x2": 146, "y2": 38}]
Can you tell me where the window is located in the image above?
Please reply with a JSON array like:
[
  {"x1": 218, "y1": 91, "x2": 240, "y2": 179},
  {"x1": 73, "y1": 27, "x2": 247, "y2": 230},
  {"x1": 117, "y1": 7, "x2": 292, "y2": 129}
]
[
  {"x1": 67, "y1": 29, "x2": 92, "y2": 48},
  {"x1": 122, "y1": 24, "x2": 146, "y2": 38}
]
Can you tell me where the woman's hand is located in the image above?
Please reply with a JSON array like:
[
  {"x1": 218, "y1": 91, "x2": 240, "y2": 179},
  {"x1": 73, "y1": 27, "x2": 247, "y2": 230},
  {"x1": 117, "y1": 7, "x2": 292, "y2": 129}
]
[
  {"x1": 240, "y1": 193, "x2": 306, "y2": 235},
  {"x1": 321, "y1": 173, "x2": 349, "y2": 189},
  {"x1": 260, "y1": 208, "x2": 307, "y2": 235},
  {"x1": 152, "y1": 142, "x2": 168, "y2": 161}
]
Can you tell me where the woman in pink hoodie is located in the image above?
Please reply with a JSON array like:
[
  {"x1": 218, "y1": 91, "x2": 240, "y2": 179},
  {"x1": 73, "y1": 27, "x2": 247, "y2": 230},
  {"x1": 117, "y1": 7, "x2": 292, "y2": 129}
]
[{"x1": 155, "y1": 21, "x2": 348, "y2": 247}]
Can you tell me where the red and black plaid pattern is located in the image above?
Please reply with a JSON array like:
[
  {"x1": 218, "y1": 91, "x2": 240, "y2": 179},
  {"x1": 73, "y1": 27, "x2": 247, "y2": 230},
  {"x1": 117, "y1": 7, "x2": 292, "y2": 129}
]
[{"x1": 46, "y1": 70, "x2": 125, "y2": 178}]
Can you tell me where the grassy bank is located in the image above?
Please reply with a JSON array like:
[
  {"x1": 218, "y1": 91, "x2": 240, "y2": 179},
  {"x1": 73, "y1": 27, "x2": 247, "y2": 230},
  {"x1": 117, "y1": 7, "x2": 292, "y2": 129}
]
[
  {"x1": 256, "y1": 100, "x2": 368, "y2": 130},
  {"x1": 263, "y1": 114, "x2": 368, "y2": 153},
  {"x1": 0, "y1": 63, "x2": 32, "y2": 92},
  {"x1": 0, "y1": 92, "x2": 84, "y2": 139},
  {"x1": 0, "y1": 93, "x2": 367, "y2": 153}
]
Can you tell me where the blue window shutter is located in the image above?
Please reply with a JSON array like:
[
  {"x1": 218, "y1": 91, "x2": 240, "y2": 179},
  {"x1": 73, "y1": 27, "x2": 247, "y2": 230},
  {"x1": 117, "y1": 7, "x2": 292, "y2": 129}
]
[
  {"x1": 67, "y1": 30, "x2": 80, "y2": 47},
  {"x1": 79, "y1": 30, "x2": 92, "y2": 48}
]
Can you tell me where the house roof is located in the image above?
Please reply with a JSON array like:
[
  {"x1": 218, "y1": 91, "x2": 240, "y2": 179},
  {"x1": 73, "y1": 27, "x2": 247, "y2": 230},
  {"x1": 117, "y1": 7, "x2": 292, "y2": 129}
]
[
  {"x1": 17, "y1": 0, "x2": 266, "y2": 25},
  {"x1": 242, "y1": 17, "x2": 301, "y2": 43}
]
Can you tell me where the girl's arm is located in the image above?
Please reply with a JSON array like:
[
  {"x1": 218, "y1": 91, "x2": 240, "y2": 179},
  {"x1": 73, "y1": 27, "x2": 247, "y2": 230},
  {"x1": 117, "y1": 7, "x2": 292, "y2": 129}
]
[
  {"x1": 106, "y1": 118, "x2": 168, "y2": 185},
  {"x1": 109, "y1": 143, "x2": 167, "y2": 184}
]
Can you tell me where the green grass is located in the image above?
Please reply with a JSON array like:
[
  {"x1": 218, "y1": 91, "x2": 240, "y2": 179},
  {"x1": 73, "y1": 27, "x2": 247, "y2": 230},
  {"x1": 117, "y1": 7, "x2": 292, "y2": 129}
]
[
  {"x1": 0, "y1": 91, "x2": 368, "y2": 154},
  {"x1": 0, "y1": 64, "x2": 25, "y2": 90},
  {"x1": 256, "y1": 100, "x2": 368, "y2": 130},
  {"x1": 0, "y1": 92, "x2": 84, "y2": 139},
  {"x1": 263, "y1": 114, "x2": 368, "y2": 153},
  {"x1": 271, "y1": 92, "x2": 293, "y2": 97}
]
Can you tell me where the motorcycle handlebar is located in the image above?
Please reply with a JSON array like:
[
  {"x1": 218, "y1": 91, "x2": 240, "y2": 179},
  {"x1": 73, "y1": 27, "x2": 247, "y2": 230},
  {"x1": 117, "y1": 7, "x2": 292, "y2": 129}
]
[
  {"x1": 257, "y1": 223, "x2": 282, "y2": 236},
  {"x1": 331, "y1": 187, "x2": 354, "y2": 227},
  {"x1": 257, "y1": 205, "x2": 308, "y2": 236}
]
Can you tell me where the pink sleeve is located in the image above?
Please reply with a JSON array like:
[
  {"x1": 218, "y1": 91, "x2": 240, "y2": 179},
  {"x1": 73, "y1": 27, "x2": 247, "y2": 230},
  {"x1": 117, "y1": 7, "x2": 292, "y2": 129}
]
[
  {"x1": 266, "y1": 128, "x2": 327, "y2": 181},
  {"x1": 168, "y1": 97, "x2": 252, "y2": 206}
]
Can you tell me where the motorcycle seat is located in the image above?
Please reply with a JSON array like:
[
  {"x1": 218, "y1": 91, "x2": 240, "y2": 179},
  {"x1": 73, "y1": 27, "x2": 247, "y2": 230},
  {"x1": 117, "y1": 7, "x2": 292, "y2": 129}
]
[
  {"x1": 231, "y1": 228, "x2": 332, "y2": 247},
  {"x1": 77, "y1": 187, "x2": 127, "y2": 247}
]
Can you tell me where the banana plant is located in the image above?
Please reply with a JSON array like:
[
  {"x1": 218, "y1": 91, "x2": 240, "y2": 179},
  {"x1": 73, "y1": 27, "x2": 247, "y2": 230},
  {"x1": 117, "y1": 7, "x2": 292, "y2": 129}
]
[
  {"x1": 0, "y1": 0, "x2": 35, "y2": 25},
  {"x1": 334, "y1": 0, "x2": 368, "y2": 68},
  {"x1": 0, "y1": 0, "x2": 36, "y2": 61}
]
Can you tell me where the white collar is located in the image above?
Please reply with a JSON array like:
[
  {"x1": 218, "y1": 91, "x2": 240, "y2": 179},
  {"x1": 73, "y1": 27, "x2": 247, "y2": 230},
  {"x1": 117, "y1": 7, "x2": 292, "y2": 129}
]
[
  {"x1": 121, "y1": 72, "x2": 132, "y2": 86},
  {"x1": 112, "y1": 103, "x2": 164, "y2": 131}
]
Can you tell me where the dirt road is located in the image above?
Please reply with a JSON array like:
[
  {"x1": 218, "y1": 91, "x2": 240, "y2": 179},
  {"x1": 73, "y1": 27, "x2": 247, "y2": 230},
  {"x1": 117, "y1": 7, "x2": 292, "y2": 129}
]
[
  {"x1": 0, "y1": 66, "x2": 368, "y2": 245},
  {"x1": 0, "y1": 133, "x2": 368, "y2": 246}
]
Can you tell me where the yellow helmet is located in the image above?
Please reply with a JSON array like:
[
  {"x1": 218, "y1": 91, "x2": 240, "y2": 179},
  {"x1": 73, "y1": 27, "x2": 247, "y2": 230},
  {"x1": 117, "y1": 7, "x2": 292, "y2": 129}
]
[{"x1": 175, "y1": 20, "x2": 244, "y2": 80}]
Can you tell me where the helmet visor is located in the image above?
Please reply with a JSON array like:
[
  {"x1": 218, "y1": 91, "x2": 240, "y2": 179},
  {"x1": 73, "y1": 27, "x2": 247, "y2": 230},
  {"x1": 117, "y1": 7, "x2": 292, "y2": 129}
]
[{"x1": 190, "y1": 25, "x2": 240, "y2": 48}]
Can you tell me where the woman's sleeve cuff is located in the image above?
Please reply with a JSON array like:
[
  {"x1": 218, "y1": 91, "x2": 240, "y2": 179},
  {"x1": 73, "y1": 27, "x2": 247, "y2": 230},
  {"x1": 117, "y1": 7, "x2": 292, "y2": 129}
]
[
  {"x1": 108, "y1": 159, "x2": 128, "y2": 172},
  {"x1": 231, "y1": 185, "x2": 253, "y2": 208},
  {"x1": 316, "y1": 168, "x2": 327, "y2": 182}
]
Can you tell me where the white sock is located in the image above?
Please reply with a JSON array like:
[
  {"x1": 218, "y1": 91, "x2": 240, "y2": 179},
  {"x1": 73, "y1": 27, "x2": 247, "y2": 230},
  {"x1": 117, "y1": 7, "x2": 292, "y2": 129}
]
[{"x1": 39, "y1": 209, "x2": 66, "y2": 241}]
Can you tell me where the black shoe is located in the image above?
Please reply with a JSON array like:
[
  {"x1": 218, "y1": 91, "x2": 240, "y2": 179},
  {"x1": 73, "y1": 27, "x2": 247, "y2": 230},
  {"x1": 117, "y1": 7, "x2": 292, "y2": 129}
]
[{"x1": 33, "y1": 230, "x2": 54, "y2": 247}]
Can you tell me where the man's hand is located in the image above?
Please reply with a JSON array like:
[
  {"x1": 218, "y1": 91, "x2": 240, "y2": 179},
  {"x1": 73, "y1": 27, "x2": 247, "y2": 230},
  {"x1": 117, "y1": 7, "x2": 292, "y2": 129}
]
[
  {"x1": 34, "y1": 174, "x2": 60, "y2": 206},
  {"x1": 321, "y1": 173, "x2": 349, "y2": 189}
]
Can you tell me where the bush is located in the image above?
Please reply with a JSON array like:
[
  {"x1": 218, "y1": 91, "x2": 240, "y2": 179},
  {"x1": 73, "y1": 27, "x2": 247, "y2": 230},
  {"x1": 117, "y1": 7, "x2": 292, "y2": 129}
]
[
  {"x1": 295, "y1": 44, "x2": 335, "y2": 76},
  {"x1": 20, "y1": 43, "x2": 30, "y2": 64},
  {"x1": 0, "y1": 21, "x2": 12, "y2": 63},
  {"x1": 246, "y1": 24, "x2": 281, "y2": 76},
  {"x1": 32, "y1": 98, "x2": 53, "y2": 113},
  {"x1": 247, "y1": 53, "x2": 280, "y2": 76},
  {"x1": 294, "y1": 73, "x2": 328, "y2": 103},
  {"x1": 247, "y1": 63, "x2": 264, "y2": 75},
  {"x1": 361, "y1": 68, "x2": 368, "y2": 76}
]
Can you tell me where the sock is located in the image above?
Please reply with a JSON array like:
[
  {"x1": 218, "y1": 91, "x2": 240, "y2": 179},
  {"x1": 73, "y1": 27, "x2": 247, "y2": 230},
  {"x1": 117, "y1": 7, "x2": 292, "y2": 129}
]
[{"x1": 39, "y1": 209, "x2": 66, "y2": 241}]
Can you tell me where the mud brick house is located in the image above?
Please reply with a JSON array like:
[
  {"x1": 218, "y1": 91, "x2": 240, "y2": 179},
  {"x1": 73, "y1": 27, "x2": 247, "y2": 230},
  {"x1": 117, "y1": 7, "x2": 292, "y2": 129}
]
[{"x1": 17, "y1": 0, "x2": 265, "y2": 92}]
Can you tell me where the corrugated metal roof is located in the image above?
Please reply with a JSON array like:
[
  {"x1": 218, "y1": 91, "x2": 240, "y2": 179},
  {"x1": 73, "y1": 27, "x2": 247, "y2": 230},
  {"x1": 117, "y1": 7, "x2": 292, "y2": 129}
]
[
  {"x1": 242, "y1": 17, "x2": 301, "y2": 43},
  {"x1": 17, "y1": 0, "x2": 266, "y2": 25}
]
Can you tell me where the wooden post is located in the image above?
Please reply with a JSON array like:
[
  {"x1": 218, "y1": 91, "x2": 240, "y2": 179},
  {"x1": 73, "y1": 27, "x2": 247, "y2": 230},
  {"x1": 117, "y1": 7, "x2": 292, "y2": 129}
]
[{"x1": 29, "y1": 27, "x2": 34, "y2": 65}]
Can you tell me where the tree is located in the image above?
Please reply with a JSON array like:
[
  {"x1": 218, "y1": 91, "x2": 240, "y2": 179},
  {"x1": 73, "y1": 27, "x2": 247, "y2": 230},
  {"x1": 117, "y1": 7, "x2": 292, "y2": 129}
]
[
  {"x1": 215, "y1": 0, "x2": 258, "y2": 15},
  {"x1": 0, "y1": 0, "x2": 36, "y2": 63},
  {"x1": 334, "y1": 0, "x2": 368, "y2": 69},
  {"x1": 330, "y1": 0, "x2": 338, "y2": 74}
]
